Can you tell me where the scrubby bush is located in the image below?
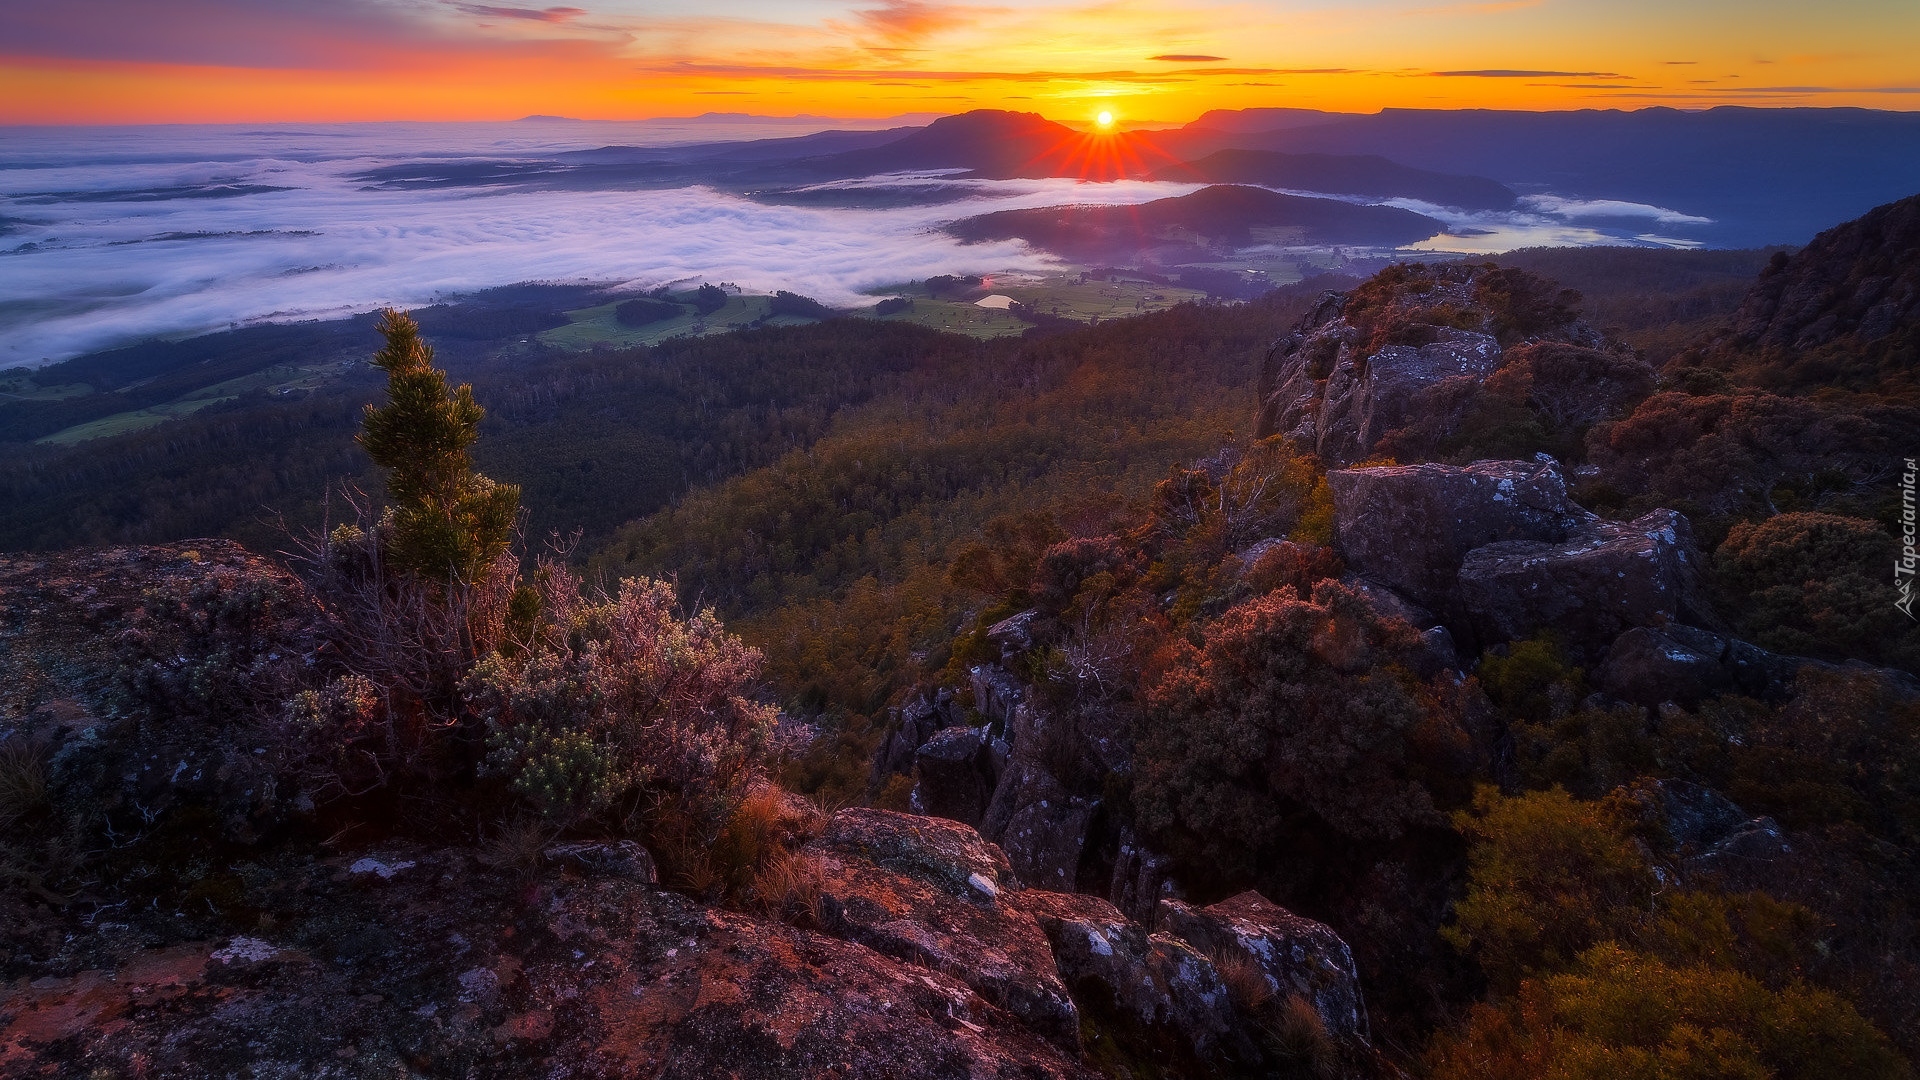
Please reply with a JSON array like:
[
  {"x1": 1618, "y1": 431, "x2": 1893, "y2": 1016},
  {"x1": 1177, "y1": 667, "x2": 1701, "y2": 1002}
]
[
  {"x1": 1428, "y1": 943, "x2": 1906, "y2": 1080},
  {"x1": 1716, "y1": 511, "x2": 1915, "y2": 670},
  {"x1": 1445, "y1": 786, "x2": 1657, "y2": 990},
  {"x1": 1132, "y1": 580, "x2": 1475, "y2": 878},
  {"x1": 1473, "y1": 266, "x2": 1582, "y2": 344},
  {"x1": 464, "y1": 572, "x2": 776, "y2": 833}
]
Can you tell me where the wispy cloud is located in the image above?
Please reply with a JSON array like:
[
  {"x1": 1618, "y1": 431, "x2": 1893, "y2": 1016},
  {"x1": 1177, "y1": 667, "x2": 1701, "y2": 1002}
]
[
  {"x1": 1150, "y1": 54, "x2": 1226, "y2": 62},
  {"x1": 455, "y1": 5, "x2": 586, "y2": 23},
  {"x1": 1428, "y1": 69, "x2": 1631, "y2": 79},
  {"x1": 842, "y1": 0, "x2": 979, "y2": 48}
]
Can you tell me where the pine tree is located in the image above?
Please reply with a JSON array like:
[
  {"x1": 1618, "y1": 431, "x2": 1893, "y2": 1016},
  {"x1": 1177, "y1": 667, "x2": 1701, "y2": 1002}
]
[{"x1": 358, "y1": 309, "x2": 520, "y2": 582}]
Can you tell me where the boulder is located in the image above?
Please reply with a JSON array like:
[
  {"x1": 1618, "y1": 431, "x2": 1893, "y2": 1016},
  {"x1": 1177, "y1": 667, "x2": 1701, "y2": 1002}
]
[
  {"x1": 1157, "y1": 892, "x2": 1370, "y2": 1046},
  {"x1": 1110, "y1": 827, "x2": 1183, "y2": 923},
  {"x1": 1329, "y1": 459, "x2": 1588, "y2": 609},
  {"x1": 1019, "y1": 890, "x2": 1251, "y2": 1063},
  {"x1": 542, "y1": 840, "x2": 658, "y2": 883},
  {"x1": 1457, "y1": 509, "x2": 1712, "y2": 659},
  {"x1": 982, "y1": 764, "x2": 1099, "y2": 891},
  {"x1": 1599, "y1": 624, "x2": 1802, "y2": 706},
  {"x1": 1639, "y1": 779, "x2": 1750, "y2": 853},
  {"x1": 806, "y1": 809, "x2": 1081, "y2": 1049},
  {"x1": 1313, "y1": 329, "x2": 1504, "y2": 464},
  {"x1": 986, "y1": 610, "x2": 1040, "y2": 661},
  {"x1": 913, "y1": 725, "x2": 997, "y2": 824}
]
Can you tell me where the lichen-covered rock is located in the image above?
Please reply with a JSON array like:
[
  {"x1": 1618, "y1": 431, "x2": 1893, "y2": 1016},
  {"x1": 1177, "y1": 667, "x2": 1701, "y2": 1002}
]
[
  {"x1": 1599, "y1": 624, "x2": 1807, "y2": 706},
  {"x1": 806, "y1": 809, "x2": 1081, "y2": 1049},
  {"x1": 543, "y1": 840, "x2": 658, "y2": 883},
  {"x1": 1109, "y1": 827, "x2": 1183, "y2": 923},
  {"x1": 1329, "y1": 458, "x2": 1588, "y2": 610},
  {"x1": 1019, "y1": 889, "x2": 1250, "y2": 1064},
  {"x1": 971, "y1": 663, "x2": 1027, "y2": 732},
  {"x1": 986, "y1": 610, "x2": 1040, "y2": 661},
  {"x1": 1157, "y1": 892, "x2": 1371, "y2": 1046},
  {"x1": 1457, "y1": 508, "x2": 1713, "y2": 659},
  {"x1": 914, "y1": 725, "x2": 998, "y2": 824},
  {"x1": 1311, "y1": 329, "x2": 1505, "y2": 464},
  {"x1": 0, "y1": 845, "x2": 1098, "y2": 1079},
  {"x1": 982, "y1": 764, "x2": 1098, "y2": 891},
  {"x1": 0, "y1": 541, "x2": 328, "y2": 846}
]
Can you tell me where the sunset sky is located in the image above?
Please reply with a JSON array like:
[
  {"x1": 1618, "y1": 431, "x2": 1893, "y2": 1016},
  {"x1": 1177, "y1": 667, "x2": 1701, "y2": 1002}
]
[{"x1": 3, "y1": 0, "x2": 1918, "y2": 125}]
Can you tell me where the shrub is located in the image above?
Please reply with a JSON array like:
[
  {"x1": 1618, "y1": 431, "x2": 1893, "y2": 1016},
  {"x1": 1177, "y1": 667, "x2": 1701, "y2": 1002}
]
[
  {"x1": 1132, "y1": 580, "x2": 1473, "y2": 878},
  {"x1": 0, "y1": 736, "x2": 50, "y2": 832},
  {"x1": 1445, "y1": 786, "x2": 1655, "y2": 991},
  {"x1": 1428, "y1": 943, "x2": 1907, "y2": 1080},
  {"x1": 1716, "y1": 512, "x2": 1914, "y2": 670},
  {"x1": 464, "y1": 573, "x2": 777, "y2": 831}
]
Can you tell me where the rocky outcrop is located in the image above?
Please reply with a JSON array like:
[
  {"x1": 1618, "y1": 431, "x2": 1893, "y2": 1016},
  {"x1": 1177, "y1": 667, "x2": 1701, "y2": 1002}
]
[
  {"x1": 1599, "y1": 623, "x2": 1805, "y2": 706},
  {"x1": 1457, "y1": 509, "x2": 1712, "y2": 658},
  {"x1": 869, "y1": 688, "x2": 966, "y2": 792},
  {"x1": 1255, "y1": 263, "x2": 1642, "y2": 466},
  {"x1": 983, "y1": 763, "x2": 1100, "y2": 891},
  {"x1": 1328, "y1": 458, "x2": 1587, "y2": 610},
  {"x1": 914, "y1": 725, "x2": 999, "y2": 823},
  {"x1": 1158, "y1": 892, "x2": 1371, "y2": 1046},
  {"x1": 1019, "y1": 890, "x2": 1251, "y2": 1064},
  {"x1": 1703, "y1": 192, "x2": 1920, "y2": 363},
  {"x1": 0, "y1": 541, "x2": 328, "y2": 845},
  {"x1": 806, "y1": 809, "x2": 1082, "y2": 1049},
  {"x1": 0, "y1": 842, "x2": 1099, "y2": 1080},
  {"x1": 1328, "y1": 459, "x2": 1716, "y2": 658}
]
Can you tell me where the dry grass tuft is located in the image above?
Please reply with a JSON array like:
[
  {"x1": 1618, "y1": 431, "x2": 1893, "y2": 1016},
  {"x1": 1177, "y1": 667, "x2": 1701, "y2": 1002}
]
[
  {"x1": 752, "y1": 849, "x2": 827, "y2": 927},
  {"x1": 1213, "y1": 948, "x2": 1275, "y2": 1015},
  {"x1": 1263, "y1": 993, "x2": 1338, "y2": 1078},
  {"x1": 477, "y1": 819, "x2": 550, "y2": 877},
  {"x1": 0, "y1": 737, "x2": 51, "y2": 832}
]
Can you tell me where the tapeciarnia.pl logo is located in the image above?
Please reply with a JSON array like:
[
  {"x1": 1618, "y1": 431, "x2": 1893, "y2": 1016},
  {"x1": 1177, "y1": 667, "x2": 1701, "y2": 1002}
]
[{"x1": 1900, "y1": 456, "x2": 1917, "y2": 619}]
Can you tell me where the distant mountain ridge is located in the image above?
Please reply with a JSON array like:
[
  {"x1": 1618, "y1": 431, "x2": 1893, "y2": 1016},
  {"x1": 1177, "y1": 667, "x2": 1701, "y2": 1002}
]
[
  {"x1": 1149, "y1": 148, "x2": 1516, "y2": 210},
  {"x1": 948, "y1": 184, "x2": 1446, "y2": 261}
]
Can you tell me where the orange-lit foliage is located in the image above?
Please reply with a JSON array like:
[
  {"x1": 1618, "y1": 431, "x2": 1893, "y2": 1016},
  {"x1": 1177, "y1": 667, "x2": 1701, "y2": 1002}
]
[
  {"x1": 1428, "y1": 943, "x2": 1907, "y2": 1080},
  {"x1": 1133, "y1": 581, "x2": 1475, "y2": 874}
]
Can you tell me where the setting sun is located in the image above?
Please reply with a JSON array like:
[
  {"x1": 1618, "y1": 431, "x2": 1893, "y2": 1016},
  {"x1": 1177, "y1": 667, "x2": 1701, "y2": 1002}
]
[{"x1": 1096, "y1": 110, "x2": 1115, "y2": 129}]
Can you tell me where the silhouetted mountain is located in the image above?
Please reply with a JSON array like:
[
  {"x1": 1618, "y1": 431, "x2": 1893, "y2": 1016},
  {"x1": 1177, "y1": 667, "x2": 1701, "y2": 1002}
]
[
  {"x1": 1185, "y1": 107, "x2": 1359, "y2": 132},
  {"x1": 1155, "y1": 107, "x2": 1920, "y2": 246},
  {"x1": 948, "y1": 184, "x2": 1445, "y2": 261},
  {"x1": 794, "y1": 109, "x2": 1181, "y2": 181},
  {"x1": 1149, "y1": 148, "x2": 1516, "y2": 210},
  {"x1": 561, "y1": 126, "x2": 923, "y2": 166}
]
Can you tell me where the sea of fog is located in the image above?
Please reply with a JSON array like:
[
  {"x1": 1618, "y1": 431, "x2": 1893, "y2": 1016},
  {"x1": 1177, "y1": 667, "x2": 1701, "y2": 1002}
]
[{"x1": 0, "y1": 120, "x2": 1712, "y2": 366}]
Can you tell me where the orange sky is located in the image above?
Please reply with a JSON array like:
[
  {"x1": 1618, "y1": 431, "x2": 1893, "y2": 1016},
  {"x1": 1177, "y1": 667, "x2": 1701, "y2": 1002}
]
[{"x1": 4, "y1": 0, "x2": 1917, "y2": 125}]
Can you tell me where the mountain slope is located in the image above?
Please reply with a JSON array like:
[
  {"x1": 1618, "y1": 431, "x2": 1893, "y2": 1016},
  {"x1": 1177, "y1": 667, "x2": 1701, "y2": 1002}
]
[
  {"x1": 1688, "y1": 191, "x2": 1920, "y2": 392},
  {"x1": 1149, "y1": 148, "x2": 1516, "y2": 210}
]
